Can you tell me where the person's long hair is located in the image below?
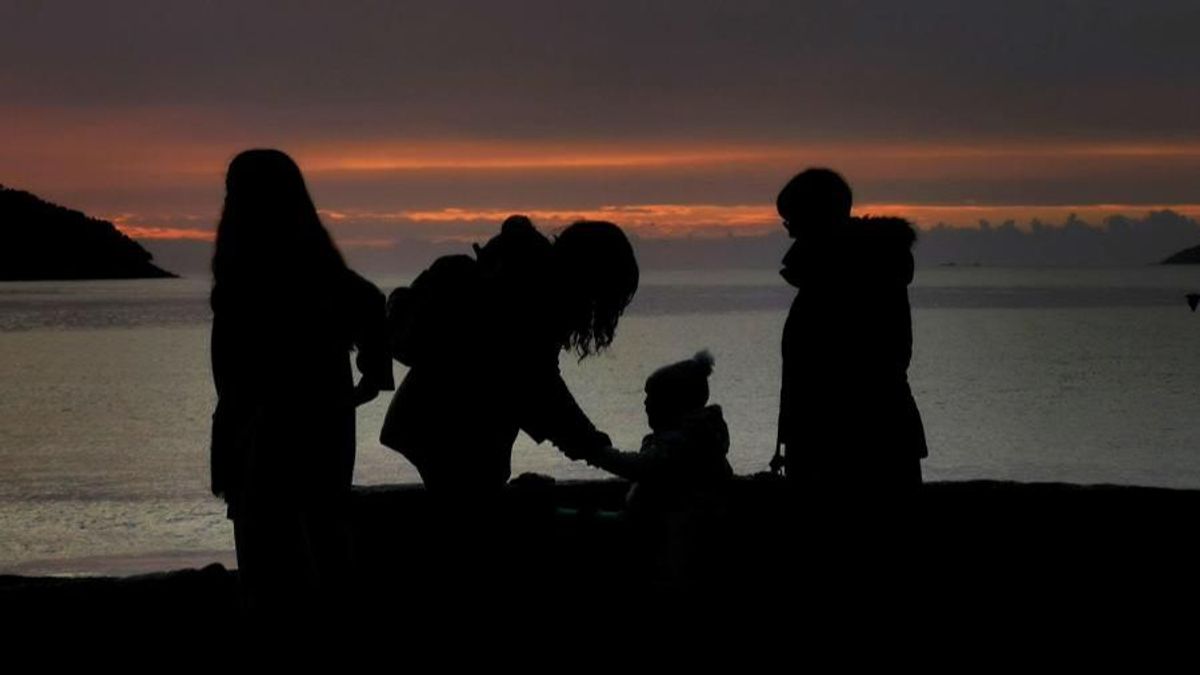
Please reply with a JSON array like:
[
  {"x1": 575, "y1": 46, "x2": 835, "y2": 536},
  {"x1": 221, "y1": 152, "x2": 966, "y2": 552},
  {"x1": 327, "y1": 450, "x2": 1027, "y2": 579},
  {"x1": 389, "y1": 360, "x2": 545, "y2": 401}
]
[
  {"x1": 554, "y1": 220, "x2": 639, "y2": 358},
  {"x1": 211, "y1": 149, "x2": 347, "y2": 312}
]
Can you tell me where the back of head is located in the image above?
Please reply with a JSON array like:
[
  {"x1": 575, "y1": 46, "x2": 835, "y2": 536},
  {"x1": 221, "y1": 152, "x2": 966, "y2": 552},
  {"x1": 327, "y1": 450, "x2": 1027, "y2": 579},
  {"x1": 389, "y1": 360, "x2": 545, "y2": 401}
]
[
  {"x1": 553, "y1": 220, "x2": 639, "y2": 358},
  {"x1": 776, "y1": 168, "x2": 853, "y2": 234},
  {"x1": 212, "y1": 149, "x2": 345, "y2": 299},
  {"x1": 646, "y1": 350, "x2": 715, "y2": 420}
]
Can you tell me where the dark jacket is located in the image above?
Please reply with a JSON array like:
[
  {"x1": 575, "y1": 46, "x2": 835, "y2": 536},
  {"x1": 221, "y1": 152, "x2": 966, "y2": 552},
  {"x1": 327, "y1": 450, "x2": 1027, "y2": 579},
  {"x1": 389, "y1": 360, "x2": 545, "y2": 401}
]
[
  {"x1": 779, "y1": 216, "x2": 927, "y2": 483},
  {"x1": 585, "y1": 405, "x2": 733, "y2": 588},
  {"x1": 380, "y1": 218, "x2": 601, "y2": 489},
  {"x1": 585, "y1": 405, "x2": 733, "y2": 517},
  {"x1": 210, "y1": 268, "x2": 394, "y2": 516}
]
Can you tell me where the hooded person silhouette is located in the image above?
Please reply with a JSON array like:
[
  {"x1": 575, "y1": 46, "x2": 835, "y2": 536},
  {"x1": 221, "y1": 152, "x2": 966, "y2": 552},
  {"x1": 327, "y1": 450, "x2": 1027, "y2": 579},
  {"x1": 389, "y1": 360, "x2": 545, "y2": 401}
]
[
  {"x1": 579, "y1": 350, "x2": 733, "y2": 590},
  {"x1": 775, "y1": 168, "x2": 927, "y2": 500}
]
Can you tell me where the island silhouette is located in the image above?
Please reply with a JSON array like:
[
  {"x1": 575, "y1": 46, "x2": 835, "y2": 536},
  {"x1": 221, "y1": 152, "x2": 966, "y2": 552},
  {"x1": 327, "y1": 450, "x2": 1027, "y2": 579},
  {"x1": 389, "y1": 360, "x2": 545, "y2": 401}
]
[
  {"x1": 1161, "y1": 242, "x2": 1200, "y2": 265},
  {"x1": 0, "y1": 185, "x2": 175, "y2": 280}
]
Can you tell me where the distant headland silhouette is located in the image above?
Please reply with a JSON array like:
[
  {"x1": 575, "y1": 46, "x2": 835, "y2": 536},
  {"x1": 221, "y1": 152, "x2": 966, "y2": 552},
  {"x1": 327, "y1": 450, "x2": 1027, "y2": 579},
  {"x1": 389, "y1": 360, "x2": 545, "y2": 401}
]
[
  {"x1": 1161, "y1": 242, "x2": 1200, "y2": 265},
  {"x1": 0, "y1": 185, "x2": 175, "y2": 280}
]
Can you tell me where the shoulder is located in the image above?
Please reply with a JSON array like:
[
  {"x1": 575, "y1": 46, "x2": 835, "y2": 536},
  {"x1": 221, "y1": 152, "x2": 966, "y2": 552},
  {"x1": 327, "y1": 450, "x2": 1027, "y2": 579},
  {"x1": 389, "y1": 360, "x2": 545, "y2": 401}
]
[
  {"x1": 420, "y1": 254, "x2": 480, "y2": 284},
  {"x1": 684, "y1": 405, "x2": 729, "y2": 436},
  {"x1": 498, "y1": 215, "x2": 552, "y2": 250},
  {"x1": 680, "y1": 405, "x2": 731, "y2": 454},
  {"x1": 478, "y1": 217, "x2": 554, "y2": 274}
]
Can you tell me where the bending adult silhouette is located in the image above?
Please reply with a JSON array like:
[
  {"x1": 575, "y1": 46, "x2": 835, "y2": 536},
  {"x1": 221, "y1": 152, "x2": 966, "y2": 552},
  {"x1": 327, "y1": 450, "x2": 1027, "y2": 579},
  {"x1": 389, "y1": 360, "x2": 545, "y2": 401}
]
[
  {"x1": 775, "y1": 168, "x2": 927, "y2": 501},
  {"x1": 209, "y1": 149, "x2": 394, "y2": 611},
  {"x1": 381, "y1": 215, "x2": 639, "y2": 498}
]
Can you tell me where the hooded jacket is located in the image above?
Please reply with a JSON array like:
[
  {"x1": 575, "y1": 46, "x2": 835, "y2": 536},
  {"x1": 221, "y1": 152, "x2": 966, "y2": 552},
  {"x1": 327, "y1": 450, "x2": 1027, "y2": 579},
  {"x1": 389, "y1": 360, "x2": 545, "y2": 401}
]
[
  {"x1": 779, "y1": 216, "x2": 928, "y2": 473},
  {"x1": 585, "y1": 404, "x2": 733, "y2": 515}
]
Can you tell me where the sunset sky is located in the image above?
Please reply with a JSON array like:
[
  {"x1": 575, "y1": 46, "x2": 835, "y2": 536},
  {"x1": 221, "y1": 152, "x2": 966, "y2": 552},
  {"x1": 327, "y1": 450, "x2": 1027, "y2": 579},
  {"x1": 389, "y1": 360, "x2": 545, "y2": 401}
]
[{"x1": 2, "y1": 1, "x2": 1199, "y2": 245}]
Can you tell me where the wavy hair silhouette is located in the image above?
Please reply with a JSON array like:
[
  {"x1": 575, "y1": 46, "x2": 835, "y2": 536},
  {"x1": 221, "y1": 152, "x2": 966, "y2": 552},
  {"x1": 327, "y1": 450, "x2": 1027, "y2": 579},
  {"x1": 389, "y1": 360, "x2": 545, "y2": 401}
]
[
  {"x1": 212, "y1": 149, "x2": 346, "y2": 299},
  {"x1": 554, "y1": 220, "x2": 639, "y2": 358}
]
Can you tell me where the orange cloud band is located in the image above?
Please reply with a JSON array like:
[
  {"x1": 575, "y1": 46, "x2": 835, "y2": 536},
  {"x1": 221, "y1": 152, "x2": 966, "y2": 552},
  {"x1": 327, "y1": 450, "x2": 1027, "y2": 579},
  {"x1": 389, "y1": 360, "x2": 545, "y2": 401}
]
[
  {"x1": 324, "y1": 203, "x2": 1200, "y2": 238},
  {"x1": 114, "y1": 202, "x2": 1200, "y2": 243},
  {"x1": 114, "y1": 225, "x2": 216, "y2": 241}
]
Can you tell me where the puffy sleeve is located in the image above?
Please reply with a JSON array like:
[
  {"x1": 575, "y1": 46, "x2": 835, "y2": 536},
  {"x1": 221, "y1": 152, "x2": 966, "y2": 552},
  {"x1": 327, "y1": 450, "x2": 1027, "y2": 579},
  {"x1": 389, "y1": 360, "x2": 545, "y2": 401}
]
[{"x1": 584, "y1": 435, "x2": 674, "y2": 483}]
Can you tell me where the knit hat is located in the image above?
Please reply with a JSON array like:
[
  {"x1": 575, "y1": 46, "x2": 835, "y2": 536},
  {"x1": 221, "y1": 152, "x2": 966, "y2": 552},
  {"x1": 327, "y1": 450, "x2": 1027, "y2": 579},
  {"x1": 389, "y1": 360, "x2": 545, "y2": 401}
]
[{"x1": 646, "y1": 350, "x2": 715, "y2": 411}]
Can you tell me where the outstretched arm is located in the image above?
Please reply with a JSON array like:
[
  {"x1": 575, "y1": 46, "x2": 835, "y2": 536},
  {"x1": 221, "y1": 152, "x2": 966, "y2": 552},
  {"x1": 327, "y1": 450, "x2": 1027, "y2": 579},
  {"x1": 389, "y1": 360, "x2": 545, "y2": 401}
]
[
  {"x1": 582, "y1": 437, "x2": 675, "y2": 483},
  {"x1": 518, "y1": 349, "x2": 610, "y2": 454}
]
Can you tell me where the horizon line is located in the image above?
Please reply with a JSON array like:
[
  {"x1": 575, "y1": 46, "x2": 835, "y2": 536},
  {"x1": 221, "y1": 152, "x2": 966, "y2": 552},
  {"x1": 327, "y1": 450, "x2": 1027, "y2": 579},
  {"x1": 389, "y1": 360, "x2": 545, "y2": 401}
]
[{"x1": 114, "y1": 202, "x2": 1200, "y2": 244}]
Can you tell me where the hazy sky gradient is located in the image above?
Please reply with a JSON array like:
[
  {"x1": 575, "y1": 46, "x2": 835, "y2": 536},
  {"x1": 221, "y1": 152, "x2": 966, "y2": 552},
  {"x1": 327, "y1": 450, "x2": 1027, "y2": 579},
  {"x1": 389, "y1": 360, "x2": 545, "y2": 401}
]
[{"x1": 2, "y1": 1, "x2": 1198, "y2": 244}]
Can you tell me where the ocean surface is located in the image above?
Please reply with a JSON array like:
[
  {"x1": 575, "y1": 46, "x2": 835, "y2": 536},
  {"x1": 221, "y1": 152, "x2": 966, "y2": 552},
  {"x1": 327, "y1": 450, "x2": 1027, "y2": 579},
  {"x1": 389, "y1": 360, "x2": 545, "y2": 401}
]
[{"x1": 2, "y1": 266, "x2": 1199, "y2": 575}]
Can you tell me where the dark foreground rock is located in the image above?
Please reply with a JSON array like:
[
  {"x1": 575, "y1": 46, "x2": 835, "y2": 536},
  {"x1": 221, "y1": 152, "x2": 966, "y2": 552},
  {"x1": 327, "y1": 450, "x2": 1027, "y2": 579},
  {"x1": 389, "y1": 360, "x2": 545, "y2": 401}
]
[{"x1": 5, "y1": 477, "x2": 1200, "y2": 624}]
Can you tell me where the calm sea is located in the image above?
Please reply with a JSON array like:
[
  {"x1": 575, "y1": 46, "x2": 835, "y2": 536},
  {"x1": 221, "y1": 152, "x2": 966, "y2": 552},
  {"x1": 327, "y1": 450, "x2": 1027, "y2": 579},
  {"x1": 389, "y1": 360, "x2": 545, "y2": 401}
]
[{"x1": 2, "y1": 266, "x2": 1199, "y2": 575}]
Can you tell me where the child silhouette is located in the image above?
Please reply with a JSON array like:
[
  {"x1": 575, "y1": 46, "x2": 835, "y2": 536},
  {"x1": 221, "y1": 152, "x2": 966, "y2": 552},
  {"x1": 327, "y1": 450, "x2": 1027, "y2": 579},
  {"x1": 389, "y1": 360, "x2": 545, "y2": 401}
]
[{"x1": 579, "y1": 350, "x2": 732, "y2": 590}]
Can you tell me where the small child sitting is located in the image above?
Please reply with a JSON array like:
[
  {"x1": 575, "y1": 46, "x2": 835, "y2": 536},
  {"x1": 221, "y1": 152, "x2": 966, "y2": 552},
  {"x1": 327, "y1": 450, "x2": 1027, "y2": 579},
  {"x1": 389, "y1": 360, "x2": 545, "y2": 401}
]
[{"x1": 579, "y1": 350, "x2": 733, "y2": 589}]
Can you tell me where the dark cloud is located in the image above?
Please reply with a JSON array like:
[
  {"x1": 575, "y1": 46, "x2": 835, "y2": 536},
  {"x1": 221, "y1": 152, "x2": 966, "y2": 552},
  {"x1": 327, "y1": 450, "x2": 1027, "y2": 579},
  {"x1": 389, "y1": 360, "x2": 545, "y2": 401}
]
[
  {"x1": 3, "y1": 1, "x2": 1198, "y2": 141},
  {"x1": 4, "y1": 1, "x2": 1199, "y2": 246},
  {"x1": 918, "y1": 210, "x2": 1200, "y2": 267}
]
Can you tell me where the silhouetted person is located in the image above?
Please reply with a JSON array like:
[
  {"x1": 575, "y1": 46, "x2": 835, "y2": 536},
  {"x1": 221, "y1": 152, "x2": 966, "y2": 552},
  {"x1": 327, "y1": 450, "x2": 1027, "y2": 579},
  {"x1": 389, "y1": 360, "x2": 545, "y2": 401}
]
[
  {"x1": 775, "y1": 168, "x2": 927, "y2": 503},
  {"x1": 381, "y1": 215, "x2": 638, "y2": 498},
  {"x1": 209, "y1": 149, "x2": 394, "y2": 613},
  {"x1": 378, "y1": 216, "x2": 636, "y2": 601},
  {"x1": 577, "y1": 350, "x2": 733, "y2": 591}
]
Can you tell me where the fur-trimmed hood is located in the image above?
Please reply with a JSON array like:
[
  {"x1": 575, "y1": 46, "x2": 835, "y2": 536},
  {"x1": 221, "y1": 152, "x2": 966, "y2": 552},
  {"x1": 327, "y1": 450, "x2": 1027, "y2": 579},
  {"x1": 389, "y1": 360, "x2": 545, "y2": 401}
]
[{"x1": 781, "y1": 216, "x2": 918, "y2": 288}]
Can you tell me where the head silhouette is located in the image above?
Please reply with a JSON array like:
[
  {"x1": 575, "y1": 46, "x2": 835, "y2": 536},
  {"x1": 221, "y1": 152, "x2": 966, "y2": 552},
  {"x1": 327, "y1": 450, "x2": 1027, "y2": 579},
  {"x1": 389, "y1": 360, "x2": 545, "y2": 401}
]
[
  {"x1": 776, "y1": 168, "x2": 852, "y2": 238},
  {"x1": 212, "y1": 149, "x2": 345, "y2": 292},
  {"x1": 553, "y1": 220, "x2": 639, "y2": 358},
  {"x1": 645, "y1": 350, "x2": 714, "y2": 431}
]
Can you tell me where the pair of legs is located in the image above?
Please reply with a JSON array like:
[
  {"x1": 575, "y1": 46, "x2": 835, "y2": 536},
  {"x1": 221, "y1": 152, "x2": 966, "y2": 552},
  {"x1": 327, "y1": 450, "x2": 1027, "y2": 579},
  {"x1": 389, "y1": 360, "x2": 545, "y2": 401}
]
[
  {"x1": 232, "y1": 500, "x2": 353, "y2": 614},
  {"x1": 781, "y1": 452, "x2": 925, "y2": 603}
]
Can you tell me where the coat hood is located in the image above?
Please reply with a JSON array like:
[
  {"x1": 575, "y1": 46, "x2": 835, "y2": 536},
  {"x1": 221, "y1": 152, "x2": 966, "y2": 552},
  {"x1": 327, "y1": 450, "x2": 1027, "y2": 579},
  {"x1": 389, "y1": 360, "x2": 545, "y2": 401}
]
[
  {"x1": 678, "y1": 404, "x2": 730, "y2": 460},
  {"x1": 781, "y1": 216, "x2": 917, "y2": 289}
]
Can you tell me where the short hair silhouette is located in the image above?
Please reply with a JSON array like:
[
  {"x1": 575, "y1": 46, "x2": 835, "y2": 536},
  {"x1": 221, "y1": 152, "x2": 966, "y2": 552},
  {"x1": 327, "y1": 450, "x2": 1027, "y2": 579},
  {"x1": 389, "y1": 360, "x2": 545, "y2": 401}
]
[
  {"x1": 554, "y1": 220, "x2": 639, "y2": 358},
  {"x1": 212, "y1": 148, "x2": 345, "y2": 290},
  {"x1": 776, "y1": 168, "x2": 853, "y2": 232}
]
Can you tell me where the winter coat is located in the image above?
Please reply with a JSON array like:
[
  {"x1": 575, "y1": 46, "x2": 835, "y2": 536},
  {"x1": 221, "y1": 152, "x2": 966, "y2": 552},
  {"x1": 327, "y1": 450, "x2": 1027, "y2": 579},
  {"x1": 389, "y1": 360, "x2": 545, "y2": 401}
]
[
  {"x1": 585, "y1": 404, "x2": 733, "y2": 518},
  {"x1": 779, "y1": 216, "x2": 927, "y2": 484},
  {"x1": 210, "y1": 268, "x2": 394, "y2": 517},
  {"x1": 584, "y1": 405, "x2": 733, "y2": 588}
]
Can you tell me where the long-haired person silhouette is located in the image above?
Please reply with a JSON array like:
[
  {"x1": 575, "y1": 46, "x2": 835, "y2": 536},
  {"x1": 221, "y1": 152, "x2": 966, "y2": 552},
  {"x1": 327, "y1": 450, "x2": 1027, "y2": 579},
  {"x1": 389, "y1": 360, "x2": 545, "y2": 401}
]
[
  {"x1": 381, "y1": 215, "x2": 639, "y2": 496},
  {"x1": 209, "y1": 149, "x2": 394, "y2": 612}
]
